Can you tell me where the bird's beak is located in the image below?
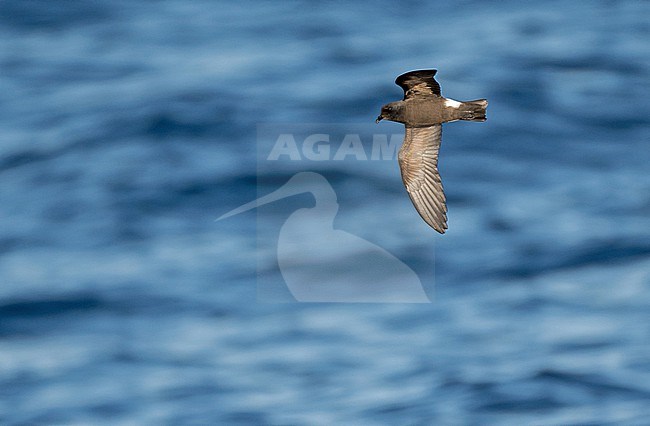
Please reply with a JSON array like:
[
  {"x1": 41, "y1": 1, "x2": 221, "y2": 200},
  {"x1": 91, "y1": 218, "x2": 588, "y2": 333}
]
[
  {"x1": 217, "y1": 173, "x2": 326, "y2": 221},
  {"x1": 216, "y1": 182, "x2": 297, "y2": 221},
  {"x1": 375, "y1": 115, "x2": 383, "y2": 124}
]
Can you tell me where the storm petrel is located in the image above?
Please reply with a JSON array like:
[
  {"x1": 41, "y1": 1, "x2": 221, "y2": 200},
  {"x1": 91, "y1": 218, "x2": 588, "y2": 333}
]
[{"x1": 376, "y1": 69, "x2": 488, "y2": 233}]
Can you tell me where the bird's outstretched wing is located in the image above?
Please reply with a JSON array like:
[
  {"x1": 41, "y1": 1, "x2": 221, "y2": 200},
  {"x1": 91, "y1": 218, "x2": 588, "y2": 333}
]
[
  {"x1": 395, "y1": 69, "x2": 441, "y2": 99},
  {"x1": 398, "y1": 125, "x2": 447, "y2": 233}
]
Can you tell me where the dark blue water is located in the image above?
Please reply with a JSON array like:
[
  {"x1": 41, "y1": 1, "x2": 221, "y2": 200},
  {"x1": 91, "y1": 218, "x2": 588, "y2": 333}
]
[{"x1": 1, "y1": 0, "x2": 649, "y2": 424}]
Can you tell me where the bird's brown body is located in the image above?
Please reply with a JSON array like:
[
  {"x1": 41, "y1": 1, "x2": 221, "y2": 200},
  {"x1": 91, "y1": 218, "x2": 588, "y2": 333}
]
[{"x1": 376, "y1": 69, "x2": 488, "y2": 233}]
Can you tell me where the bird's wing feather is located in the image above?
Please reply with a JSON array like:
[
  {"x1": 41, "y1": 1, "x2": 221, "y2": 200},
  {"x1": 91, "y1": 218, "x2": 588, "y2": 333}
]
[
  {"x1": 398, "y1": 125, "x2": 447, "y2": 233},
  {"x1": 395, "y1": 69, "x2": 441, "y2": 99}
]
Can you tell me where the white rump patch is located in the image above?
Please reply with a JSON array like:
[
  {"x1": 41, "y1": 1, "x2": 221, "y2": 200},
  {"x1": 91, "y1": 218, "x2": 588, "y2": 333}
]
[{"x1": 444, "y1": 98, "x2": 462, "y2": 108}]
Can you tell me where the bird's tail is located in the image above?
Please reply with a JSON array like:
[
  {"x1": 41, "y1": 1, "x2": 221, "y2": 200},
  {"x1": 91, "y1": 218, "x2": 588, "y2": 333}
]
[{"x1": 459, "y1": 99, "x2": 488, "y2": 122}]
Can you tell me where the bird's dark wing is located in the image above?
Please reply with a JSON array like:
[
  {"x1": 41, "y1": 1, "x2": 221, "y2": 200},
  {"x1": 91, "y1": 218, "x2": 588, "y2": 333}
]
[
  {"x1": 398, "y1": 125, "x2": 447, "y2": 233},
  {"x1": 395, "y1": 69, "x2": 441, "y2": 99}
]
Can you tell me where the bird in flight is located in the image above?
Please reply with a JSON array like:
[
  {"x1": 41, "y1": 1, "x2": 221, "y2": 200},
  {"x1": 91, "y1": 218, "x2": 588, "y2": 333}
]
[{"x1": 376, "y1": 69, "x2": 488, "y2": 234}]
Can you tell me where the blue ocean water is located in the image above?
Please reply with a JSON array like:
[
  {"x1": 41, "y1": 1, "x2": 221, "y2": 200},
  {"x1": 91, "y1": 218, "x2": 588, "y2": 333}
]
[{"x1": 1, "y1": 0, "x2": 649, "y2": 424}]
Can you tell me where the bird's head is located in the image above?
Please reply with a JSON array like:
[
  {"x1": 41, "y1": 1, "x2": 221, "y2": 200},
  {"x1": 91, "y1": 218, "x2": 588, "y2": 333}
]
[{"x1": 376, "y1": 102, "x2": 403, "y2": 124}]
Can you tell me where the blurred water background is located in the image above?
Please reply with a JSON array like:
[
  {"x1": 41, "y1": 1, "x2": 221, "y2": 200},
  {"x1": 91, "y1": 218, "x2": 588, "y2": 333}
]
[{"x1": 1, "y1": 0, "x2": 650, "y2": 424}]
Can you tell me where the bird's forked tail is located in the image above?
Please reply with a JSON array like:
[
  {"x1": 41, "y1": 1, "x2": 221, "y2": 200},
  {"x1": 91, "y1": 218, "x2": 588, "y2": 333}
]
[{"x1": 459, "y1": 99, "x2": 488, "y2": 122}]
